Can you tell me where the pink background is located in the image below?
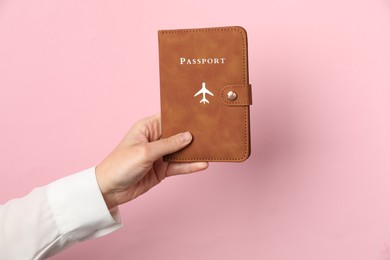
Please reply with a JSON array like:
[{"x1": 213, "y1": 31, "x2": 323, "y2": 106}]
[{"x1": 1, "y1": 0, "x2": 390, "y2": 259}]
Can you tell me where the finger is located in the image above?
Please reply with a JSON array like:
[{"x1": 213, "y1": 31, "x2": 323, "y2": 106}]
[
  {"x1": 122, "y1": 114, "x2": 162, "y2": 146},
  {"x1": 134, "y1": 113, "x2": 162, "y2": 140},
  {"x1": 146, "y1": 131, "x2": 193, "y2": 161},
  {"x1": 166, "y1": 162, "x2": 209, "y2": 177},
  {"x1": 143, "y1": 113, "x2": 162, "y2": 142}
]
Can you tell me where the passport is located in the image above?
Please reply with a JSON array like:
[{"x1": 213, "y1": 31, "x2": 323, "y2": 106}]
[{"x1": 158, "y1": 26, "x2": 252, "y2": 162}]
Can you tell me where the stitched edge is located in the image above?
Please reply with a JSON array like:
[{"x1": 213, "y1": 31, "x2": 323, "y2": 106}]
[{"x1": 161, "y1": 27, "x2": 249, "y2": 162}]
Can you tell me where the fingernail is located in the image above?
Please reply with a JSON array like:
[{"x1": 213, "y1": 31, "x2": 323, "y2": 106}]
[
  {"x1": 197, "y1": 162, "x2": 208, "y2": 169},
  {"x1": 182, "y1": 131, "x2": 192, "y2": 142}
]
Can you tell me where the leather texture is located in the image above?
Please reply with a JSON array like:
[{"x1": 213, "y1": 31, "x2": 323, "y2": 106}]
[{"x1": 158, "y1": 26, "x2": 252, "y2": 162}]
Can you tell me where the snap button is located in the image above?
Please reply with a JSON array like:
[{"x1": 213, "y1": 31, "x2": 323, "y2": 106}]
[{"x1": 227, "y1": 91, "x2": 237, "y2": 101}]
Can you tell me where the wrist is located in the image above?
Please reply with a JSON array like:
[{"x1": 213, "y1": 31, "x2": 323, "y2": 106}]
[{"x1": 95, "y1": 165, "x2": 118, "y2": 210}]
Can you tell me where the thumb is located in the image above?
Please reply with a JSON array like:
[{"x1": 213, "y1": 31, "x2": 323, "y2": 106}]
[{"x1": 147, "y1": 131, "x2": 193, "y2": 161}]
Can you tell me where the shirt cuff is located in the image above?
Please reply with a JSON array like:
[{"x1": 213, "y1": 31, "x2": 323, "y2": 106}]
[{"x1": 46, "y1": 167, "x2": 122, "y2": 242}]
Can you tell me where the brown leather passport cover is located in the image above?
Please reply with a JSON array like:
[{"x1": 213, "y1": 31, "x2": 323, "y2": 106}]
[{"x1": 158, "y1": 26, "x2": 252, "y2": 162}]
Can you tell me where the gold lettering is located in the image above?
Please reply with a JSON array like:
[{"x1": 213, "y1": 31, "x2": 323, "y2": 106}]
[{"x1": 179, "y1": 57, "x2": 226, "y2": 65}]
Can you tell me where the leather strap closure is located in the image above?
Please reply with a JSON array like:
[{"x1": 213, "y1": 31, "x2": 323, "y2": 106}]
[{"x1": 220, "y1": 84, "x2": 252, "y2": 106}]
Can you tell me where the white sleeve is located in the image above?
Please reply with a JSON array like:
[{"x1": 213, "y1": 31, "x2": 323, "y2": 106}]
[{"x1": 0, "y1": 167, "x2": 122, "y2": 260}]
